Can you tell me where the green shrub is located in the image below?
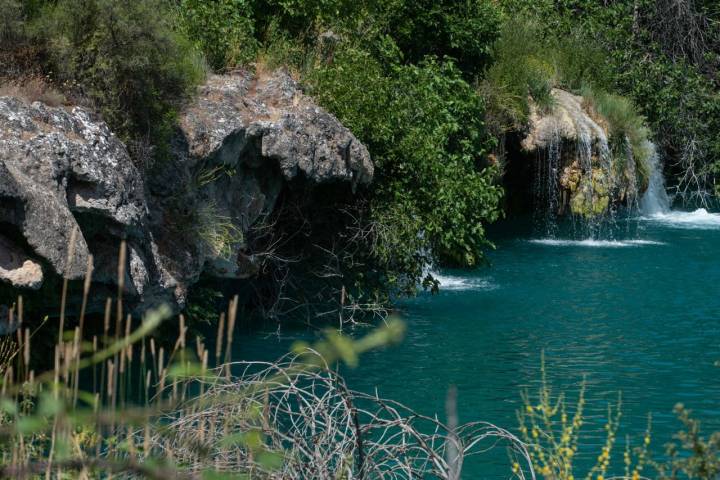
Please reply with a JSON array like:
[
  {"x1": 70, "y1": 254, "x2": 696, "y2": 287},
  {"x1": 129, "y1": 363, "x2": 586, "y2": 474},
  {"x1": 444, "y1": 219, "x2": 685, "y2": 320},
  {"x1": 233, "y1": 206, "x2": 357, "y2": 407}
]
[
  {"x1": 178, "y1": 0, "x2": 258, "y2": 71},
  {"x1": 0, "y1": 0, "x2": 23, "y2": 45},
  {"x1": 582, "y1": 86, "x2": 652, "y2": 183},
  {"x1": 389, "y1": 0, "x2": 502, "y2": 76},
  {"x1": 654, "y1": 404, "x2": 720, "y2": 480},
  {"x1": 308, "y1": 49, "x2": 502, "y2": 292},
  {"x1": 483, "y1": 19, "x2": 556, "y2": 132},
  {"x1": 549, "y1": 32, "x2": 613, "y2": 93},
  {"x1": 34, "y1": 0, "x2": 206, "y2": 143}
]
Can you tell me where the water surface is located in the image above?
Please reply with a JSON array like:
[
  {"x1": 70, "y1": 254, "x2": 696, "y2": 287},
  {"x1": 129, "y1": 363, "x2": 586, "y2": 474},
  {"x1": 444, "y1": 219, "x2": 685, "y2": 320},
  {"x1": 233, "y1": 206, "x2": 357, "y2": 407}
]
[{"x1": 235, "y1": 209, "x2": 720, "y2": 478}]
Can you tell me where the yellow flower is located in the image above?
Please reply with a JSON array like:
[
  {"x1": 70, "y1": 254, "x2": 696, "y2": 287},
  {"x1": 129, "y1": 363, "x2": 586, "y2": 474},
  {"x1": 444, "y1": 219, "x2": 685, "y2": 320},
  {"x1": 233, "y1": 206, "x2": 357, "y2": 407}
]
[
  {"x1": 526, "y1": 405, "x2": 534, "y2": 414},
  {"x1": 597, "y1": 476, "x2": 604, "y2": 480},
  {"x1": 632, "y1": 472, "x2": 640, "y2": 480},
  {"x1": 512, "y1": 462, "x2": 520, "y2": 474}
]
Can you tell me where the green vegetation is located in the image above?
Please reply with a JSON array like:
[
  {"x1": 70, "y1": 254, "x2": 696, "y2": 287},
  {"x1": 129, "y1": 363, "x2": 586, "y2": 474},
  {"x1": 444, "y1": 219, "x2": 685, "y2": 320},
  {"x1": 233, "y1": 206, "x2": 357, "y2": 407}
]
[
  {"x1": 3, "y1": 1, "x2": 720, "y2": 478},
  {"x1": 516, "y1": 359, "x2": 651, "y2": 480},
  {"x1": 514, "y1": 363, "x2": 720, "y2": 480},
  {"x1": 3, "y1": 0, "x2": 206, "y2": 144},
  {"x1": 654, "y1": 404, "x2": 720, "y2": 480},
  {"x1": 581, "y1": 87, "x2": 653, "y2": 183},
  {"x1": 178, "y1": 0, "x2": 257, "y2": 71},
  {"x1": 1, "y1": 0, "x2": 718, "y2": 305},
  {"x1": 308, "y1": 53, "x2": 502, "y2": 292},
  {"x1": 5, "y1": 0, "x2": 713, "y2": 304},
  {"x1": 499, "y1": 0, "x2": 720, "y2": 204}
]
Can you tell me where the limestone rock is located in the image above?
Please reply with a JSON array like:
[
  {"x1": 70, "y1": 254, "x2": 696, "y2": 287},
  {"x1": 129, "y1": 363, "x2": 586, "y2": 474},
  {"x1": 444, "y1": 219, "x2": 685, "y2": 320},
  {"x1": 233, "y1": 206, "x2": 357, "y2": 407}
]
[
  {"x1": 0, "y1": 235, "x2": 43, "y2": 289},
  {"x1": 518, "y1": 89, "x2": 638, "y2": 217},
  {"x1": 151, "y1": 69, "x2": 374, "y2": 300},
  {"x1": 522, "y1": 89, "x2": 608, "y2": 152},
  {"x1": 177, "y1": 70, "x2": 373, "y2": 186},
  {"x1": 0, "y1": 97, "x2": 145, "y2": 280}
]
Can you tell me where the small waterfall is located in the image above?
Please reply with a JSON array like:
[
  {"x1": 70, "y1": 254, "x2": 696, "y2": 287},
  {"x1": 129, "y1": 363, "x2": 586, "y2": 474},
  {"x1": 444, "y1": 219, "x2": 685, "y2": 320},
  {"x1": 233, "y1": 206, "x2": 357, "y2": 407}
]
[
  {"x1": 533, "y1": 126, "x2": 561, "y2": 237},
  {"x1": 526, "y1": 89, "x2": 653, "y2": 239},
  {"x1": 624, "y1": 137, "x2": 639, "y2": 211},
  {"x1": 640, "y1": 145, "x2": 670, "y2": 215}
]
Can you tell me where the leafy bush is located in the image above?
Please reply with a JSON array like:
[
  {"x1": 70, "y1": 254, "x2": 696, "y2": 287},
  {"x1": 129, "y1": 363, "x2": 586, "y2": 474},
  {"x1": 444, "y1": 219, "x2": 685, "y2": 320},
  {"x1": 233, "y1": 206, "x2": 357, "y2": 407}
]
[
  {"x1": 178, "y1": 0, "x2": 258, "y2": 71},
  {"x1": 483, "y1": 19, "x2": 557, "y2": 132},
  {"x1": 654, "y1": 404, "x2": 720, "y2": 480},
  {"x1": 389, "y1": 0, "x2": 502, "y2": 76},
  {"x1": 308, "y1": 49, "x2": 502, "y2": 293},
  {"x1": 35, "y1": 0, "x2": 205, "y2": 143}
]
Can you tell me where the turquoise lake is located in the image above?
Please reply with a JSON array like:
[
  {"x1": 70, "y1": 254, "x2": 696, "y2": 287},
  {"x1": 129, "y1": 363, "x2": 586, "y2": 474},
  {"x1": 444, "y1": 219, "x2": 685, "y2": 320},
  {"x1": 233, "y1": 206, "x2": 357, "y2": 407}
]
[{"x1": 234, "y1": 209, "x2": 720, "y2": 478}]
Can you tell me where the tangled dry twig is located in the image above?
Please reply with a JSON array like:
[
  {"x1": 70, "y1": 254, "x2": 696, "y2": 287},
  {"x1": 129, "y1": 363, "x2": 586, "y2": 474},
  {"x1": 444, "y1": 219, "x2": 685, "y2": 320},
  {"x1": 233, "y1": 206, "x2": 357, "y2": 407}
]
[{"x1": 149, "y1": 354, "x2": 535, "y2": 479}]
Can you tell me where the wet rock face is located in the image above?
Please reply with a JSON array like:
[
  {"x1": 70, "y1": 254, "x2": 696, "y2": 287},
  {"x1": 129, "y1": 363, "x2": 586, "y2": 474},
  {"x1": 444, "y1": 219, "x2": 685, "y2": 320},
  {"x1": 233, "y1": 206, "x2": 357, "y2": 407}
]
[
  {"x1": 519, "y1": 89, "x2": 633, "y2": 218},
  {"x1": 0, "y1": 69, "x2": 373, "y2": 314},
  {"x1": 522, "y1": 89, "x2": 608, "y2": 153}
]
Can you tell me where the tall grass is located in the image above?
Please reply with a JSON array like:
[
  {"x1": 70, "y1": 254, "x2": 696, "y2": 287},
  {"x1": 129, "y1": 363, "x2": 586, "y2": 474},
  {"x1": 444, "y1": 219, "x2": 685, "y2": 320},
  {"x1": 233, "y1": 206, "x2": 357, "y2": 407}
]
[
  {"x1": 0, "y1": 241, "x2": 533, "y2": 479},
  {"x1": 581, "y1": 86, "x2": 653, "y2": 186},
  {"x1": 483, "y1": 19, "x2": 556, "y2": 133}
]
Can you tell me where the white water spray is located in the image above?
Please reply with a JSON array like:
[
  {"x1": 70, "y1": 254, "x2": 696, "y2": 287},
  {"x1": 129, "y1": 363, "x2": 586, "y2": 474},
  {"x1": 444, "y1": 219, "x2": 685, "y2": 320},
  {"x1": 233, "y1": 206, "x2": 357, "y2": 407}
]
[{"x1": 639, "y1": 145, "x2": 671, "y2": 215}]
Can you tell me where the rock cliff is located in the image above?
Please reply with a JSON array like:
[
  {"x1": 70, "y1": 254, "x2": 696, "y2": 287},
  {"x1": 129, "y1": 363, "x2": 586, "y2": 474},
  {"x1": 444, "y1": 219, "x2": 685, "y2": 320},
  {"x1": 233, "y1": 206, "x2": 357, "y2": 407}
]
[{"x1": 0, "y1": 69, "x2": 372, "y2": 315}]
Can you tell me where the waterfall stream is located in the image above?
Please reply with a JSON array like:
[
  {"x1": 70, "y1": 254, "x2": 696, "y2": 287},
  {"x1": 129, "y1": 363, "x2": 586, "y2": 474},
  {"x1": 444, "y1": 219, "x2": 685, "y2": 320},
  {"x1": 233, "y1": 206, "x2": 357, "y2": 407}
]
[{"x1": 639, "y1": 146, "x2": 671, "y2": 215}]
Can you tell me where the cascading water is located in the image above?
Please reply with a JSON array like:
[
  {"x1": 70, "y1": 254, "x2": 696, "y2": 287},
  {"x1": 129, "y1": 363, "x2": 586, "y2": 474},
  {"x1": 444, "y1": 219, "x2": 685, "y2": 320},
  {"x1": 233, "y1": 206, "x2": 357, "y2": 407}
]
[
  {"x1": 624, "y1": 138, "x2": 640, "y2": 211},
  {"x1": 525, "y1": 89, "x2": 653, "y2": 240},
  {"x1": 639, "y1": 145, "x2": 671, "y2": 215},
  {"x1": 533, "y1": 126, "x2": 561, "y2": 237}
]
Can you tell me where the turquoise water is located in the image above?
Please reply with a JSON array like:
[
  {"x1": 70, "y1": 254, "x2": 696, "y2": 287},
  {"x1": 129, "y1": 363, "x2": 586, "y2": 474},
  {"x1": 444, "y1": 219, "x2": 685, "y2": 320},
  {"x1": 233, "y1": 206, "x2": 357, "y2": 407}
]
[{"x1": 234, "y1": 209, "x2": 720, "y2": 478}]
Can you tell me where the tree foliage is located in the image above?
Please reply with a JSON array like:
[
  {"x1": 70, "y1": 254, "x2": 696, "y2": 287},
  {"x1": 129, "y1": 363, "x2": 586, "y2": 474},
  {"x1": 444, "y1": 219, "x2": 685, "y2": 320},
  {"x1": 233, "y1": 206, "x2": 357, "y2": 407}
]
[
  {"x1": 34, "y1": 0, "x2": 205, "y2": 143},
  {"x1": 178, "y1": 0, "x2": 257, "y2": 71}
]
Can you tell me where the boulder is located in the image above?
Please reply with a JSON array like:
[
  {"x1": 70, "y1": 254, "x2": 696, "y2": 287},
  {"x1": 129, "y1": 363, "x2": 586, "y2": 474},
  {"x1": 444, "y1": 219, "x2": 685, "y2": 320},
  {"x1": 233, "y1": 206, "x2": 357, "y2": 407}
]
[{"x1": 0, "y1": 96, "x2": 146, "y2": 283}]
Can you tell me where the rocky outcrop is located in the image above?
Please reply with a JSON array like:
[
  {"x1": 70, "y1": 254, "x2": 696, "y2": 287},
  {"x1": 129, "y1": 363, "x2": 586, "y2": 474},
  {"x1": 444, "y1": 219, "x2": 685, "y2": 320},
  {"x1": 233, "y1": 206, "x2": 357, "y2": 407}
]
[
  {"x1": 0, "y1": 69, "x2": 372, "y2": 315},
  {"x1": 521, "y1": 89, "x2": 608, "y2": 153},
  {"x1": 0, "y1": 97, "x2": 146, "y2": 287},
  {"x1": 518, "y1": 88, "x2": 641, "y2": 217},
  {"x1": 177, "y1": 72, "x2": 372, "y2": 186},
  {"x1": 148, "y1": 70, "x2": 372, "y2": 301}
]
